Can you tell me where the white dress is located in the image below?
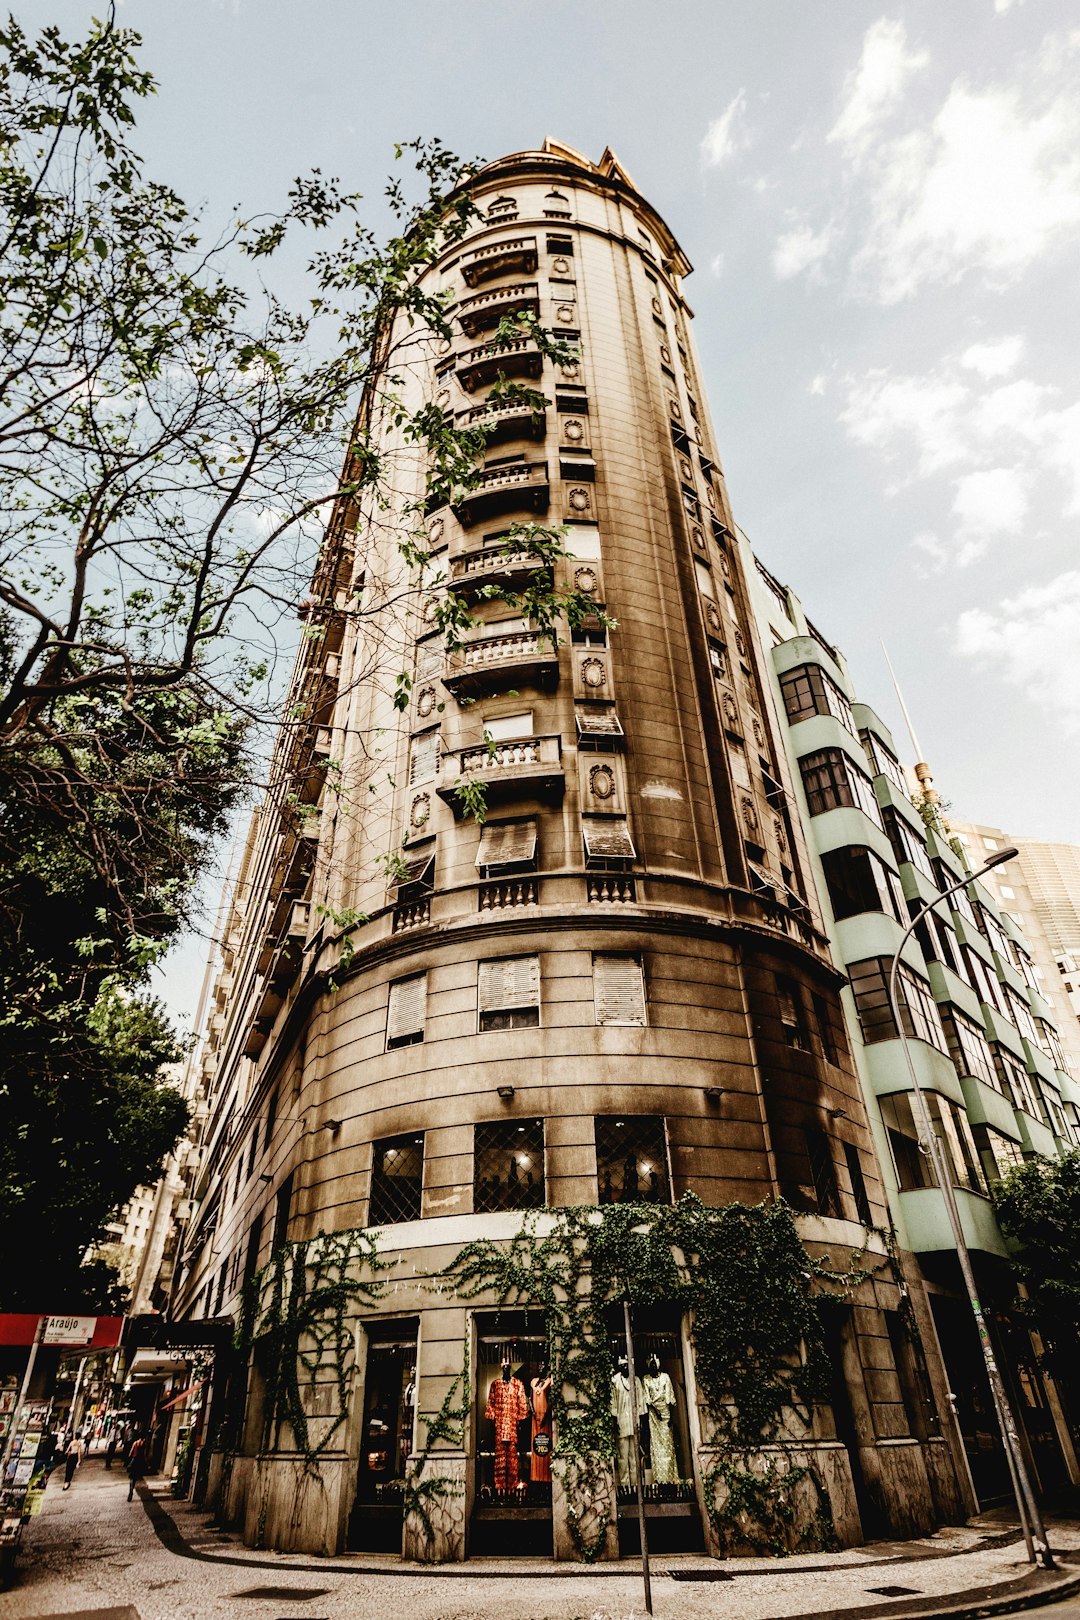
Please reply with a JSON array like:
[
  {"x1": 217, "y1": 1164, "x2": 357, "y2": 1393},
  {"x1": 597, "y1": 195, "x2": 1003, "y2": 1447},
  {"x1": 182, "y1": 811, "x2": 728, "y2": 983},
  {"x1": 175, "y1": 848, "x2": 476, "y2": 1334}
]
[{"x1": 644, "y1": 1371, "x2": 677, "y2": 1483}]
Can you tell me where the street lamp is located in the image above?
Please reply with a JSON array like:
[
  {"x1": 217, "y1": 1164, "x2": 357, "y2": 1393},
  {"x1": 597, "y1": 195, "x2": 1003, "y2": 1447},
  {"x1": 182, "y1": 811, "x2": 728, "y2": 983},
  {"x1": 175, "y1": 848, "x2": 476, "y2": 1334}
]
[{"x1": 886, "y1": 844, "x2": 1054, "y2": 1569}]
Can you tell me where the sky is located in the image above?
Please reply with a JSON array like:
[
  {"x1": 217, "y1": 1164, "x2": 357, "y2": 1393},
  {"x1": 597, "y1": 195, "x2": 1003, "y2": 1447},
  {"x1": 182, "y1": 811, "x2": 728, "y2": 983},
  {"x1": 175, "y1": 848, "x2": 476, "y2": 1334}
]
[{"x1": 28, "y1": 0, "x2": 1080, "y2": 1028}]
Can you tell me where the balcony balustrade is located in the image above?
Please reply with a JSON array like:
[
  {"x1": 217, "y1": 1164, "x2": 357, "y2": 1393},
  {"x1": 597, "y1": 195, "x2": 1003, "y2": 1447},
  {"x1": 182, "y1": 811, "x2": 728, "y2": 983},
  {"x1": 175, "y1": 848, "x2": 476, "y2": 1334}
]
[
  {"x1": 393, "y1": 897, "x2": 431, "y2": 932},
  {"x1": 479, "y1": 877, "x2": 539, "y2": 911},
  {"x1": 451, "y1": 459, "x2": 549, "y2": 525},
  {"x1": 587, "y1": 874, "x2": 637, "y2": 904},
  {"x1": 448, "y1": 544, "x2": 541, "y2": 593},
  {"x1": 437, "y1": 733, "x2": 563, "y2": 813},
  {"x1": 458, "y1": 281, "x2": 539, "y2": 337},
  {"x1": 461, "y1": 237, "x2": 538, "y2": 287},
  {"x1": 443, "y1": 628, "x2": 559, "y2": 697},
  {"x1": 460, "y1": 398, "x2": 547, "y2": 447},
  {"x1": 456, "y1": 337, "x2": 544, "y2": 393}
]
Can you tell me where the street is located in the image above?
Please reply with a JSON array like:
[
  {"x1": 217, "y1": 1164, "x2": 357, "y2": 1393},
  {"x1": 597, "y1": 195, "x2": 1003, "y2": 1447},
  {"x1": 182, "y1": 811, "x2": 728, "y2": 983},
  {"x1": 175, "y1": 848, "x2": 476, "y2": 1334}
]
[{"x1": 1, "y1": 1455, "x2": 1078, "y2": 1620}]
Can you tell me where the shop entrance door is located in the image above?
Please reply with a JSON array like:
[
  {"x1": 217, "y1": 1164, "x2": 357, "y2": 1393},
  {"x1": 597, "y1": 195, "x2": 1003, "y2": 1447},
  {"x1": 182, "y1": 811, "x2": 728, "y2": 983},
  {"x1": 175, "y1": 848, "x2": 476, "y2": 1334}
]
[
  {"x1": 347, "y1": 1325, "x2": 417, "y2": 1552},
  {"x1": 473, "y1": 1318, "x2": 552, "y2": 1556}
]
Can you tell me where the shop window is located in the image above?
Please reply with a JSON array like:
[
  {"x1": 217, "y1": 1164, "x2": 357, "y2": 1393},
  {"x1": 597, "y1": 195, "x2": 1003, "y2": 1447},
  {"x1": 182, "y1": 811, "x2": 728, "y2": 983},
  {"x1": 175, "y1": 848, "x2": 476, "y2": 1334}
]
[
  {"x1": 941, "y1": 1004, "x2": 997, "y2": 1088},
  {"x1": 848, "y1": 957, "x2": 947, "y2": 1053},
  {"x1": 779, "y1": 664, "x2": 856, "y2": 733},
  {"x1": 474, "y1": 1317, "x2": 550, "y2": 1519},
  {"x1": 386, "y1": 973, "x2": 427, "y2": 1050},
  {"x1": 799, "y1": 748, "x2": 880, "y2": 825},
  {"x1": 821, "y1": 845, "x2": 905, "y2": 923},
  {"x1": 595, "y1": 1115, "x2": 670, "y2": 1205},
  {"x1": 350, "y1": 1326, "x2": 418, "y2": 1548},
  {"x1": 478, "y1": 954, "x2": 540, "y2": 1031},
  {"x1": 474, "y1": 1119, "x2": 545, "y2": 1213},
  {"x1": 593, "y1": 953, "x2": 646, "y2": 1025},
  {"x1": 605, "y1": 1314, "x2": 695, "y2": 1504},
  {"x1": 844, "y1": 1142, "x2": 874, "y2": 1225},
  {"x1": 369, "y1": 1134, "x2": 423, "y2": 1225}
]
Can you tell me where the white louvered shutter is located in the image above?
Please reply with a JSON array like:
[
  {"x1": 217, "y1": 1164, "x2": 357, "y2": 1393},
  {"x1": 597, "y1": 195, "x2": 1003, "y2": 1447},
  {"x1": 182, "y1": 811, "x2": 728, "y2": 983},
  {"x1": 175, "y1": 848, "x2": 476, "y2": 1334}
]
[
  {"x1": 593, "y1": 955, "x2": 646, "y2": 1026},
  {"x1": 409, "y1": 731, "x2": 440, "y2": 786},
  {"x1": 387, "y1": 974, "x2": 427, "y2": 1046},
  {"x1": 478, "y1": 955, "x2": 540, "y2": 1014}
]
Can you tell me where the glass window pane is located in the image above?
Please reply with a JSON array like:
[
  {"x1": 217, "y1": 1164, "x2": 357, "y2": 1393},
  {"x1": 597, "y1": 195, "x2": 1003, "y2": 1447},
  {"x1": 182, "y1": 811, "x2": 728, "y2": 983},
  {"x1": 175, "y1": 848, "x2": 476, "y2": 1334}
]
[
  {"x1": 370, "y1": 1135, "x2": 424, "y2": 1225},
  {"x1": 474, "y1": 1120, "x2": 546, "y2": 1212},
  {"x1": 595, "y1": 1116, "x2": 670, "y2": 1204}
]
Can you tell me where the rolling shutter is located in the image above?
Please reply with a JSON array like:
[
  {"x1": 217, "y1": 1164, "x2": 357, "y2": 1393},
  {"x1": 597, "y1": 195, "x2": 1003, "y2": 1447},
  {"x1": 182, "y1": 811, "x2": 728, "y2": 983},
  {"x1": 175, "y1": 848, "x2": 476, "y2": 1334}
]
[
  {"x1": 387, "y1": 974, "x2": 427, "y2": 1046},
  {"x1": 478, "y1": 955, "x2": 540, "y2": 1014},
  {"x1": 593, "y1": 954, "x2": 645, "y2": 1026}
]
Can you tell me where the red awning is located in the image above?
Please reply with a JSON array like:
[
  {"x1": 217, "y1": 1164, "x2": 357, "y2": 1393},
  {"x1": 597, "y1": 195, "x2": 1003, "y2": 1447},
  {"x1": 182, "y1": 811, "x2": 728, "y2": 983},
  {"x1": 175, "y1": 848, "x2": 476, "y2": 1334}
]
[{"x1": 157, "y1": 1378, "x2": 207, "y2": 1413}]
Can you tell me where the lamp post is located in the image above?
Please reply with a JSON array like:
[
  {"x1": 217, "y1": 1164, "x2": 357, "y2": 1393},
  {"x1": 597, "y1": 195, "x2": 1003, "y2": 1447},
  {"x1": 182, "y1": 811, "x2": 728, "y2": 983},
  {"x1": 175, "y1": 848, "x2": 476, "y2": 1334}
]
[{"x1": 886, "y1": 844, "x2": 1053, "y2": 1569}]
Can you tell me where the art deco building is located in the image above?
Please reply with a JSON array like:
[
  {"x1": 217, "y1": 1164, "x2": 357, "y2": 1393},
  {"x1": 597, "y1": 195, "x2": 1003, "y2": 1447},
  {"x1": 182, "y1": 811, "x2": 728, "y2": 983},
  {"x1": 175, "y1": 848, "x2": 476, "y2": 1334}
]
[
  {"x1": 170, "y1": 141, "x2": 975, "y2": 1561},
  {"x1": 747, "y1": 559, "x2": 1080, "y2": 1505}
]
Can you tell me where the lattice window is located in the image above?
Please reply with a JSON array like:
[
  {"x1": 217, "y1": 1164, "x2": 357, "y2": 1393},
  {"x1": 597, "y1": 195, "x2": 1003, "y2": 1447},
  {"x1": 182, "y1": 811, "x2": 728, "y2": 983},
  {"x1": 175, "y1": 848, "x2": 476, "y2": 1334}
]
[
  {"x1": 474, "y1": 1119, "x2": 545, "y2": 1213},
  {"x1": 386, "y1": 973, "x2": 427, "y2": 1050},
  {"x1": 593, "y1": 954, "x2": 646, "y2": 1026},
  {"x1": 595, "y1": 1115, "x2": 670, "y2": 1205},
  {"x1": 478, "y1": 955, "x2": 540, "y2": 1031},
  {"x1": 369, "y1": 1134, "x2": 424, "y2": 1225}
]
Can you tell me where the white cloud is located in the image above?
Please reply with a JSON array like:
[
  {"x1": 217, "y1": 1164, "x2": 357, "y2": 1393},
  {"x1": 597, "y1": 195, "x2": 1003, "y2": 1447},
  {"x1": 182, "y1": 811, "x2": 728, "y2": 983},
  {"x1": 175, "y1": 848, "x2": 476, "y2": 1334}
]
[
  {"x1": 709, "y1": 251, "x2": 725, "y2": 277},
  {"x1": 955, "y1": 571, "x2": 1080, "y2": 729},
  {"x1": 828, "y1": 18, "x2": 929, "y2": 156},
  {"x1": 839, "y1": 368, "x2": 971, "y2": 475},
  {"x1": 772, "y1": 221, "x2": 833, "y2": 280},
  {"x1": 951, "y1": 466, "x2": 1028, "y2": 563},
  {"x1": 961, "y1": 335, "x2": 1024, "y2": 378},
  {"x1": 994, "y1": 0, "x2": 1025, "y2": 12},
  {"x1": 809, "y1": 374, "x2": 827, "y2": 396},
  {"x1": 700, "y1": 92, "x2": 750, "y2": 170}
]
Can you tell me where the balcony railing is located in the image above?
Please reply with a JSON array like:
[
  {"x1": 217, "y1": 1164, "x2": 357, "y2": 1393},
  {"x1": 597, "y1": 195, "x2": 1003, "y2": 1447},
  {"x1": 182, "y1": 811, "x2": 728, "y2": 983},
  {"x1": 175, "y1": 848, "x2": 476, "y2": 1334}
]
[
  {"x1": 456, "y1": 338, "x2": 544, "y2": 393},
  {"x1": 587, "y1": 874, "x2": 637, "y2": 904},
  {"x1": 393, "y1": 897, "x2": 430, "y2": 932},
  {"x1": 438, "y1": 733, "x2": 563, "y2": 812},
  {"x1": 443, "y1": 630, "x2": 559, "y2": 697},
  {"x1": 479, "y1": 877, "x2": 538, "y2": 911},
  {"x1": 460, "y1": 399, "x2": 547, "y2": 447},
  {"x1": 461, "y1": 237, "x2": 538, "y2": 287},
  {"x1": 458, "y1": 282, "x2": 539, "y2": 337},
  {"x1": 451, "y1": 460, "x2": 549, "y2": 526},
  {"x1": 449, "y1": 545, "x2": 539, "y2": 592}
]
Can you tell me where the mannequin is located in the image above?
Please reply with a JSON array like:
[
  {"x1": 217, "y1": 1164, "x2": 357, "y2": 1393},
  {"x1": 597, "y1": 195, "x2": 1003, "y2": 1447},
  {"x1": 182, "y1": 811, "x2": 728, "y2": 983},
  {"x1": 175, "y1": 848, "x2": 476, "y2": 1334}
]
[
  {"x1": 485, "y1": 1358, "x2": 527, "y2": 1494},
  {"x1": 643, "y1": 1353, "x2": 677, "y2": 1484},
  {"x1": 530, "y1": 1362, "x2": 553, "y2": 1484},
  {"x1": 610, "y1": 1354, "x2": 645, "y2": 1486},
  {"x1": 400, "y1": 1374, "x2": 416, "y2": 1465}
]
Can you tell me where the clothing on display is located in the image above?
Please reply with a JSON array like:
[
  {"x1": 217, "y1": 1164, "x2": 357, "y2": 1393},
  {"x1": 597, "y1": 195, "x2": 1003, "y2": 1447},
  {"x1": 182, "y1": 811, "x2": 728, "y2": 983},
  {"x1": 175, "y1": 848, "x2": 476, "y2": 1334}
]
[
  {"x1": 485, "y1": 1372, "x2": 528, "y2": 1494},
  {"x1": 643, "y1": 1369, "x2": 678, "y2": 1484},
  {"x1": 610, "y1": 1370, "x2": 645, "y2": 1487},
  {"x1": 530, "y1": 1375, "x2": 553, "y2": 1484}
]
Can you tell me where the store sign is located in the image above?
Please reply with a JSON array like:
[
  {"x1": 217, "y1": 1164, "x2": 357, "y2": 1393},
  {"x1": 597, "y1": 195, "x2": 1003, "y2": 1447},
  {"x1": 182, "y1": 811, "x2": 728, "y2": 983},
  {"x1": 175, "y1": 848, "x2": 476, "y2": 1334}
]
[{"x1": 42, "y1": 1317, "x2": 96, "y2": 1345}]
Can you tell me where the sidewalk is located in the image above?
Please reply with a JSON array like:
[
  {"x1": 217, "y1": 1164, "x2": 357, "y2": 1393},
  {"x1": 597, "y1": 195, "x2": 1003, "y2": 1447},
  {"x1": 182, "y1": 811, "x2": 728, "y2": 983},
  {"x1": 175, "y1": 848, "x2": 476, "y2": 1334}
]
[{"x1": 2, "y1": 1457, "x2": 1079, "y2": 1620}]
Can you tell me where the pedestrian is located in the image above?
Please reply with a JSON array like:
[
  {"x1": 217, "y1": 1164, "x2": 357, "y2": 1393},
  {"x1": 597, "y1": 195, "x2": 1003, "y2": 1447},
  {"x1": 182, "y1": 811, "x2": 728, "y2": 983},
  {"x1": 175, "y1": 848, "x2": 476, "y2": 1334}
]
[
  {"x1": 62, "y1": 1435, "x2": 84, "y2": 1490},
  {"x1": 105, "y1": 1432, "x2": 118, "y2": 1469},
  {"x1": 126, "y1": 1433, "x2": 148, "y2": 1501}
]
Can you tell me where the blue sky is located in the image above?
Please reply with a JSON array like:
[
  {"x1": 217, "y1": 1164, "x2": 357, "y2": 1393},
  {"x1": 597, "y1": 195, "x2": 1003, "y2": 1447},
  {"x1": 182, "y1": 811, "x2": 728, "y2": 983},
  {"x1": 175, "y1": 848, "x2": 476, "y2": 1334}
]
[{"x1": 28, "y1": 0, "x2": 1080, "y2": 1026}]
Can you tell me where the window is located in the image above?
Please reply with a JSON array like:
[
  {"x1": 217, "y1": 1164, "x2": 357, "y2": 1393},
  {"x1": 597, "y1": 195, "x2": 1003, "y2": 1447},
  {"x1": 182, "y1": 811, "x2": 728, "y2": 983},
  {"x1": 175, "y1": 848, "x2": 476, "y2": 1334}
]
[
  {"x1": 272, "y1": 1173, "x2": 293, "y2": 1252},
  {"x1": 370, "y1": 1134, "x2": 424, "y2": 1225},
  {"x1": 883, "y1": 807, "x2": 935, "y2": 882},
  {"x1": 821, "y1": 845, "x2": 905, "y2": 923},
  {"x1": 779, "y1": 664, "x2": 856, "y2": 733},
  {"x1": 934, "y1": 860, "x2": 976, "y2": 925},
  {"x1": 799, "y1": 748, "x2": 880, "y2": 824},
  {"x1": 474, "y1": 1119, "x2": 545, "y2": 1212},
  {"x1": 848, "y1": 957, "x2": 947, "y2": 1052},
  {"x1": 582, "y1": 816, "x2": 635, "y2": 866},
  {"x1": 386, "y1": 973, "x2": 427, "y2": 1050},
  {"x1": 776, "y1": 974, "x2": 810, "y2": 1049},
  {"x1": 972, "y1": 1125, "x2": 1026, "y2": 1185},
  {"x1": 595, "y1": 1116, "x2": 670, "y2": 1204},
  {"x1": 483, "y1": 710, "x2": 533, "y2": 741},
  {"x1": 1004, "y1": 985, "x2": 1038, "y2": 1045},
  {"x1": 694, "y1": 559, "x2": 715, "y2": 600},
  {"x1": 806, "y1": 1128, "x2": 841, "y2": 1216},
  {"x1": 962, "y1": 946, "x2": 1003, "y2": 1013},
  {"x1": 593, "y1": 953, "x2": 646, "y2": 1025},
  {"x1": 879, "y1": 1093, "x2": 986, "y2": 1195},
  {"x1": 941, "y1": 1004, "x2": 997, "y2": 1088},
  {"x1": 993, "y1": 1044, "x2": 1043, "y2": 1120},
  {"x1": 264, "y1": 1087, "x2": 278, "y2": 1154},
  {"x1": 476, "y1": 818, "x2": 537, "y2": 876},
  {"x1": 478, "y1": 955, "x2": 540, "y2": 1031},
  {"x1": 408, "y1": 729, "x2": 440, "y2": 786},
  {"x1": 979, "y1": 908, "x2": 1011, "y2": 962},
  {"x1": 844, "y1": 1142, "x2": 874, "y2": 1225},
  {"x1": 860, "y1": 730, "x2": 907, "y2": 794},
  {"x1": 812, "y1": 993, "x2": 840, "y2": 1065},
  {"x1": 1037, "y1": 1019, "x2": 1067, "y2": 1070}
]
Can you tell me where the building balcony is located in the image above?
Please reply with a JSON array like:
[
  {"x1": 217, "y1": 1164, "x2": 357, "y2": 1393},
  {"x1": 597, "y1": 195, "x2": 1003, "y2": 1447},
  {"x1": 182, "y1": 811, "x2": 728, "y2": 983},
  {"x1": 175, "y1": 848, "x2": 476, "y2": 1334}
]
[
  {"x1": 451, "y1": 460, "x2": 549, "y2": 526},
  {"x1": 479, "y1": 876, "x2": 538, "y2": 911},
  {"x1": 587, "y1": 873, "x2": 637, "y2": 904},
  {"x1": 437, "y1": 734, "x2": 563, "y2": 814},
  {"x1": 461, "y1": 237, "x2": 538, "y2": 287},
  {"x1": 456, "y1": 338, "x2": 544, "y2": 393},
  {"x1": 448, "y1": 542, "x2": 544, "y2": 594},
  {"x1": 458, "y1": 282, "x2": 540, "y2": 337},
  {"x1": 443, "y1": 629, "x2": 559, "y2": 697},
  {"x1": 459, "y1": 398, "x2": 548, "y2": 447}
]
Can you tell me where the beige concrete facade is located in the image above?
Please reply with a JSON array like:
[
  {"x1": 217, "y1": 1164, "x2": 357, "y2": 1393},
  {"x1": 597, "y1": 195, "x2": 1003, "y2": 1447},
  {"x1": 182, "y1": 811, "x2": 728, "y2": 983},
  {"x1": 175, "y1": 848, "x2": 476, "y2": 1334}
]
[{"x1": 171, "y1": 142, "x2": 969, "y2": 1561}]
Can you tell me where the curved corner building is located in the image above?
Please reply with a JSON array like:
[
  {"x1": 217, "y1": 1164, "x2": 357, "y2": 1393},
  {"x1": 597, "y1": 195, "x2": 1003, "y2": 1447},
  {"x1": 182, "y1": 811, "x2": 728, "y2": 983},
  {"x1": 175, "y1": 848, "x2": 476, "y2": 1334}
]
[{"x1": 173, "y1": 141, "x2": 972, "y2": 1560}]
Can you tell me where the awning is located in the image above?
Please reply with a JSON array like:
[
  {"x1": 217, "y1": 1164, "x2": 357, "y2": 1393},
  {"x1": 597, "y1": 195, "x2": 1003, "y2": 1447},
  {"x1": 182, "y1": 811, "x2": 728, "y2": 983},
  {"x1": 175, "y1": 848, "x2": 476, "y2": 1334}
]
[
  {"x1": 390, "y1": 846, "x2": 435, "y2": 889},
  {"x1": 476, "y1": 819, "x2": 537, "y2": 869},
  {"x1": 582, "y1": 817, "x2": 635, "y2": 861},
  {"x1": 576, "y1": 709, "x2": 624, "y2": 739},
  {"x1": 157, "y1": 1377, "x2": 208, "y2": 1413}
]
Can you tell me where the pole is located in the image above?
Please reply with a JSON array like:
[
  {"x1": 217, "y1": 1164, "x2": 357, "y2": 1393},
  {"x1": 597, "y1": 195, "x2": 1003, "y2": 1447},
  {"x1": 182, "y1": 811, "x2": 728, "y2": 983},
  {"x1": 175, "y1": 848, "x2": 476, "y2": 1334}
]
[
  {"x1": 623, "y1": 1296, "x2": 652, "y2": 1616},
  {"x1": 887, "y1": 850, "x2": 1053, "y2": 1569},
  {"x1": 0, "y1": 1315, "x2": 46, "y2": 1479}
]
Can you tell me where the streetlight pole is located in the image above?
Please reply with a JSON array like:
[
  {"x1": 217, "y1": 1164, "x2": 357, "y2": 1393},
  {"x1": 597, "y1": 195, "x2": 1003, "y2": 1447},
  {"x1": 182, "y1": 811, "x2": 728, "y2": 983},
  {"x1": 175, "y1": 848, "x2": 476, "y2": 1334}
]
[{"x1": 886, "y1": 845, "x2": 1053, "y2": 1569}]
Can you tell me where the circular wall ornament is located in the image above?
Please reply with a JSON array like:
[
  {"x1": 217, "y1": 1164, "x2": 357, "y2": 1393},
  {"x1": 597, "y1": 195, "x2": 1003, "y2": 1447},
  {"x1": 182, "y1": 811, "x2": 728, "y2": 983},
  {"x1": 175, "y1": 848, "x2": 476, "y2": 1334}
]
[
  {"x1": 435, "y1": 386, "x2": 451, "y2": 409},
  {"x1": 416, "y1": 685, "x2": 437, "y2": 719},
  {"x1": 563, "y1": 418, "x2": 585, "y2": 443},
  {"x1": 651, "y1": 296, "x2": 663, "y2": 316},
  {"x1": 552, "y1": 256, "x2": 571, "y2": 275},
  {"x1": 734, "y1": 629, "x2": 746, "y2": 656},
  {"x1": 659, "y1": 344, "x2": 672, "y2": 364},
  {"x1": 410, "y1": 793, "x2": 431, "y2": 829},
  {"x1": 568, "y1": 486, "x2": 591, "y2": 513},
  {"x1": 428, "y1": 516, "x2": 444, "y2": 546},
  {"x1": 669, "y1": 397, "x2": 682, "y2": 419},
  {"x1": 741, "y1": 795, "x2": 759, "y2": 836},
  {"x1": 692, "y1": 527, "x2": 705, "y2": 550},
  {"x1": 751, "y1": 715, "x2": 765, "y2": 748},
  {"x1": 574, "y1": 565, "x2": 598, "y2": 595},
  {"x1": 723, "y1": 693, "x2": 739, "y2": 728},
  {"x1": 560, "y1": 360, "x2": 580, "y2": 379},
  {"x1": 706, "y1": 602, "x2": 722, "y2": 634},
  {"x1": 556, "y1": 303, "x2": 575, "y2": 323},
  {"x1": 706, "y1": 485, "x2": 716, "y2": 509},
  {"x1": 680, "y1": 458, "x2": 693, "y2": 483},
  {"x1": 581, "y1": 656, "x2": 607, "y2": 690},
  {"x1": 422, "y1": 596, "x2": 439, "y2": 625},
  {"x1": 774, "y1": 816, "x2": 787, "y2": 855},
  {"x1": 590, "y1": 764, "x2": 616, "y2": 801}
]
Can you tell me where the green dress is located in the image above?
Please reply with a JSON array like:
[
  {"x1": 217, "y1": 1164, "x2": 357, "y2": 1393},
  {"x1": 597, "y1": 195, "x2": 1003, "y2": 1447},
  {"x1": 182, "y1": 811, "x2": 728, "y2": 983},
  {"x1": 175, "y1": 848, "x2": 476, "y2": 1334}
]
[{"x1": 644, "y1": 1372, "x2": 677, "y2": 1483}]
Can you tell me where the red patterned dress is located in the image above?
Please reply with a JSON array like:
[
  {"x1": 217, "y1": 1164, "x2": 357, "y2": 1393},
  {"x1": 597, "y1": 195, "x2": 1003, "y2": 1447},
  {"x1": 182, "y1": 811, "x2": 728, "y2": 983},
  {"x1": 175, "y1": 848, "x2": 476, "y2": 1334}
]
[{"x1": 485, "y1": 1375, "x2": 528, "y2": 1492}]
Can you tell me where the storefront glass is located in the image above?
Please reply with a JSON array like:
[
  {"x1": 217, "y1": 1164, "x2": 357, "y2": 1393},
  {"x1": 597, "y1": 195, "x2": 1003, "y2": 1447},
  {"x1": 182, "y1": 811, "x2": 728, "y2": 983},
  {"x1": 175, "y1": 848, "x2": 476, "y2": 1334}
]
[
  {"x1": 472, "y1": 1316, "x2": 552, "y2": 1554},
  {"x1": 348, "y1": 1323, "x2": 417, "y2": 1551}
]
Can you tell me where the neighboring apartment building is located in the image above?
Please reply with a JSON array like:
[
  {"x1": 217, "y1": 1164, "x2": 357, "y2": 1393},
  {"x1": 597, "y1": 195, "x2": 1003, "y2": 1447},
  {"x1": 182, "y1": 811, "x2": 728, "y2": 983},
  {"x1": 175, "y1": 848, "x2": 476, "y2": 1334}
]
[
  {"x1": 746, "y1": 555, "x2": 1080, "y2": 1506},
  {"x1": 948, "y1": 825, "x2": 1080, "y2": 1082},
  {"x1": 170, "y1": 142, "x2": 999, "y2": 1562}
]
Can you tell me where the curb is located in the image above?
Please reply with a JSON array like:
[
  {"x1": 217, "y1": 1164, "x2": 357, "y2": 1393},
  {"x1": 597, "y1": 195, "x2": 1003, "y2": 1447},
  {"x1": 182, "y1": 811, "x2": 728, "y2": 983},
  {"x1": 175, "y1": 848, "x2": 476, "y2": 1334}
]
[{"x1": 136, "y1": 1485, "x2": 1080, "y2": 1612}]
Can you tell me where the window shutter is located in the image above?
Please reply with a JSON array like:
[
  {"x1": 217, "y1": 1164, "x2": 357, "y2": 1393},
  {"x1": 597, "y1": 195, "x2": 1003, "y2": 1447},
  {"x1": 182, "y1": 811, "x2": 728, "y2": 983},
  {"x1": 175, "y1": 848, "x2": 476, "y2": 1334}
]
[
  {"x1": 594, "y1": 955, "x2": 645, "y2": 1025},
  {"x1": 409, "y1": 731, "x2": 440, "y2": 786},
  {"x1": 478, "y1": 955, "x2": 540, "y2": 1013},
  {"x1": 475, "y1": 819, "x2": 537, "y2": 869},
  {"x1": 387, "y1": 974, "x2": 427, "y2": 1045}
]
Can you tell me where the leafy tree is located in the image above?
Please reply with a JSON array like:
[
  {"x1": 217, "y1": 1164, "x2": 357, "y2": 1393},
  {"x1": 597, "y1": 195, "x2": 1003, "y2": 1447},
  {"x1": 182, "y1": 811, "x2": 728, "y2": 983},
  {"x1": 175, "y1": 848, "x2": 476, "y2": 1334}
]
[{"x1": 992, "y1": 1150, "x2": 1080, "y2": 1402}]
